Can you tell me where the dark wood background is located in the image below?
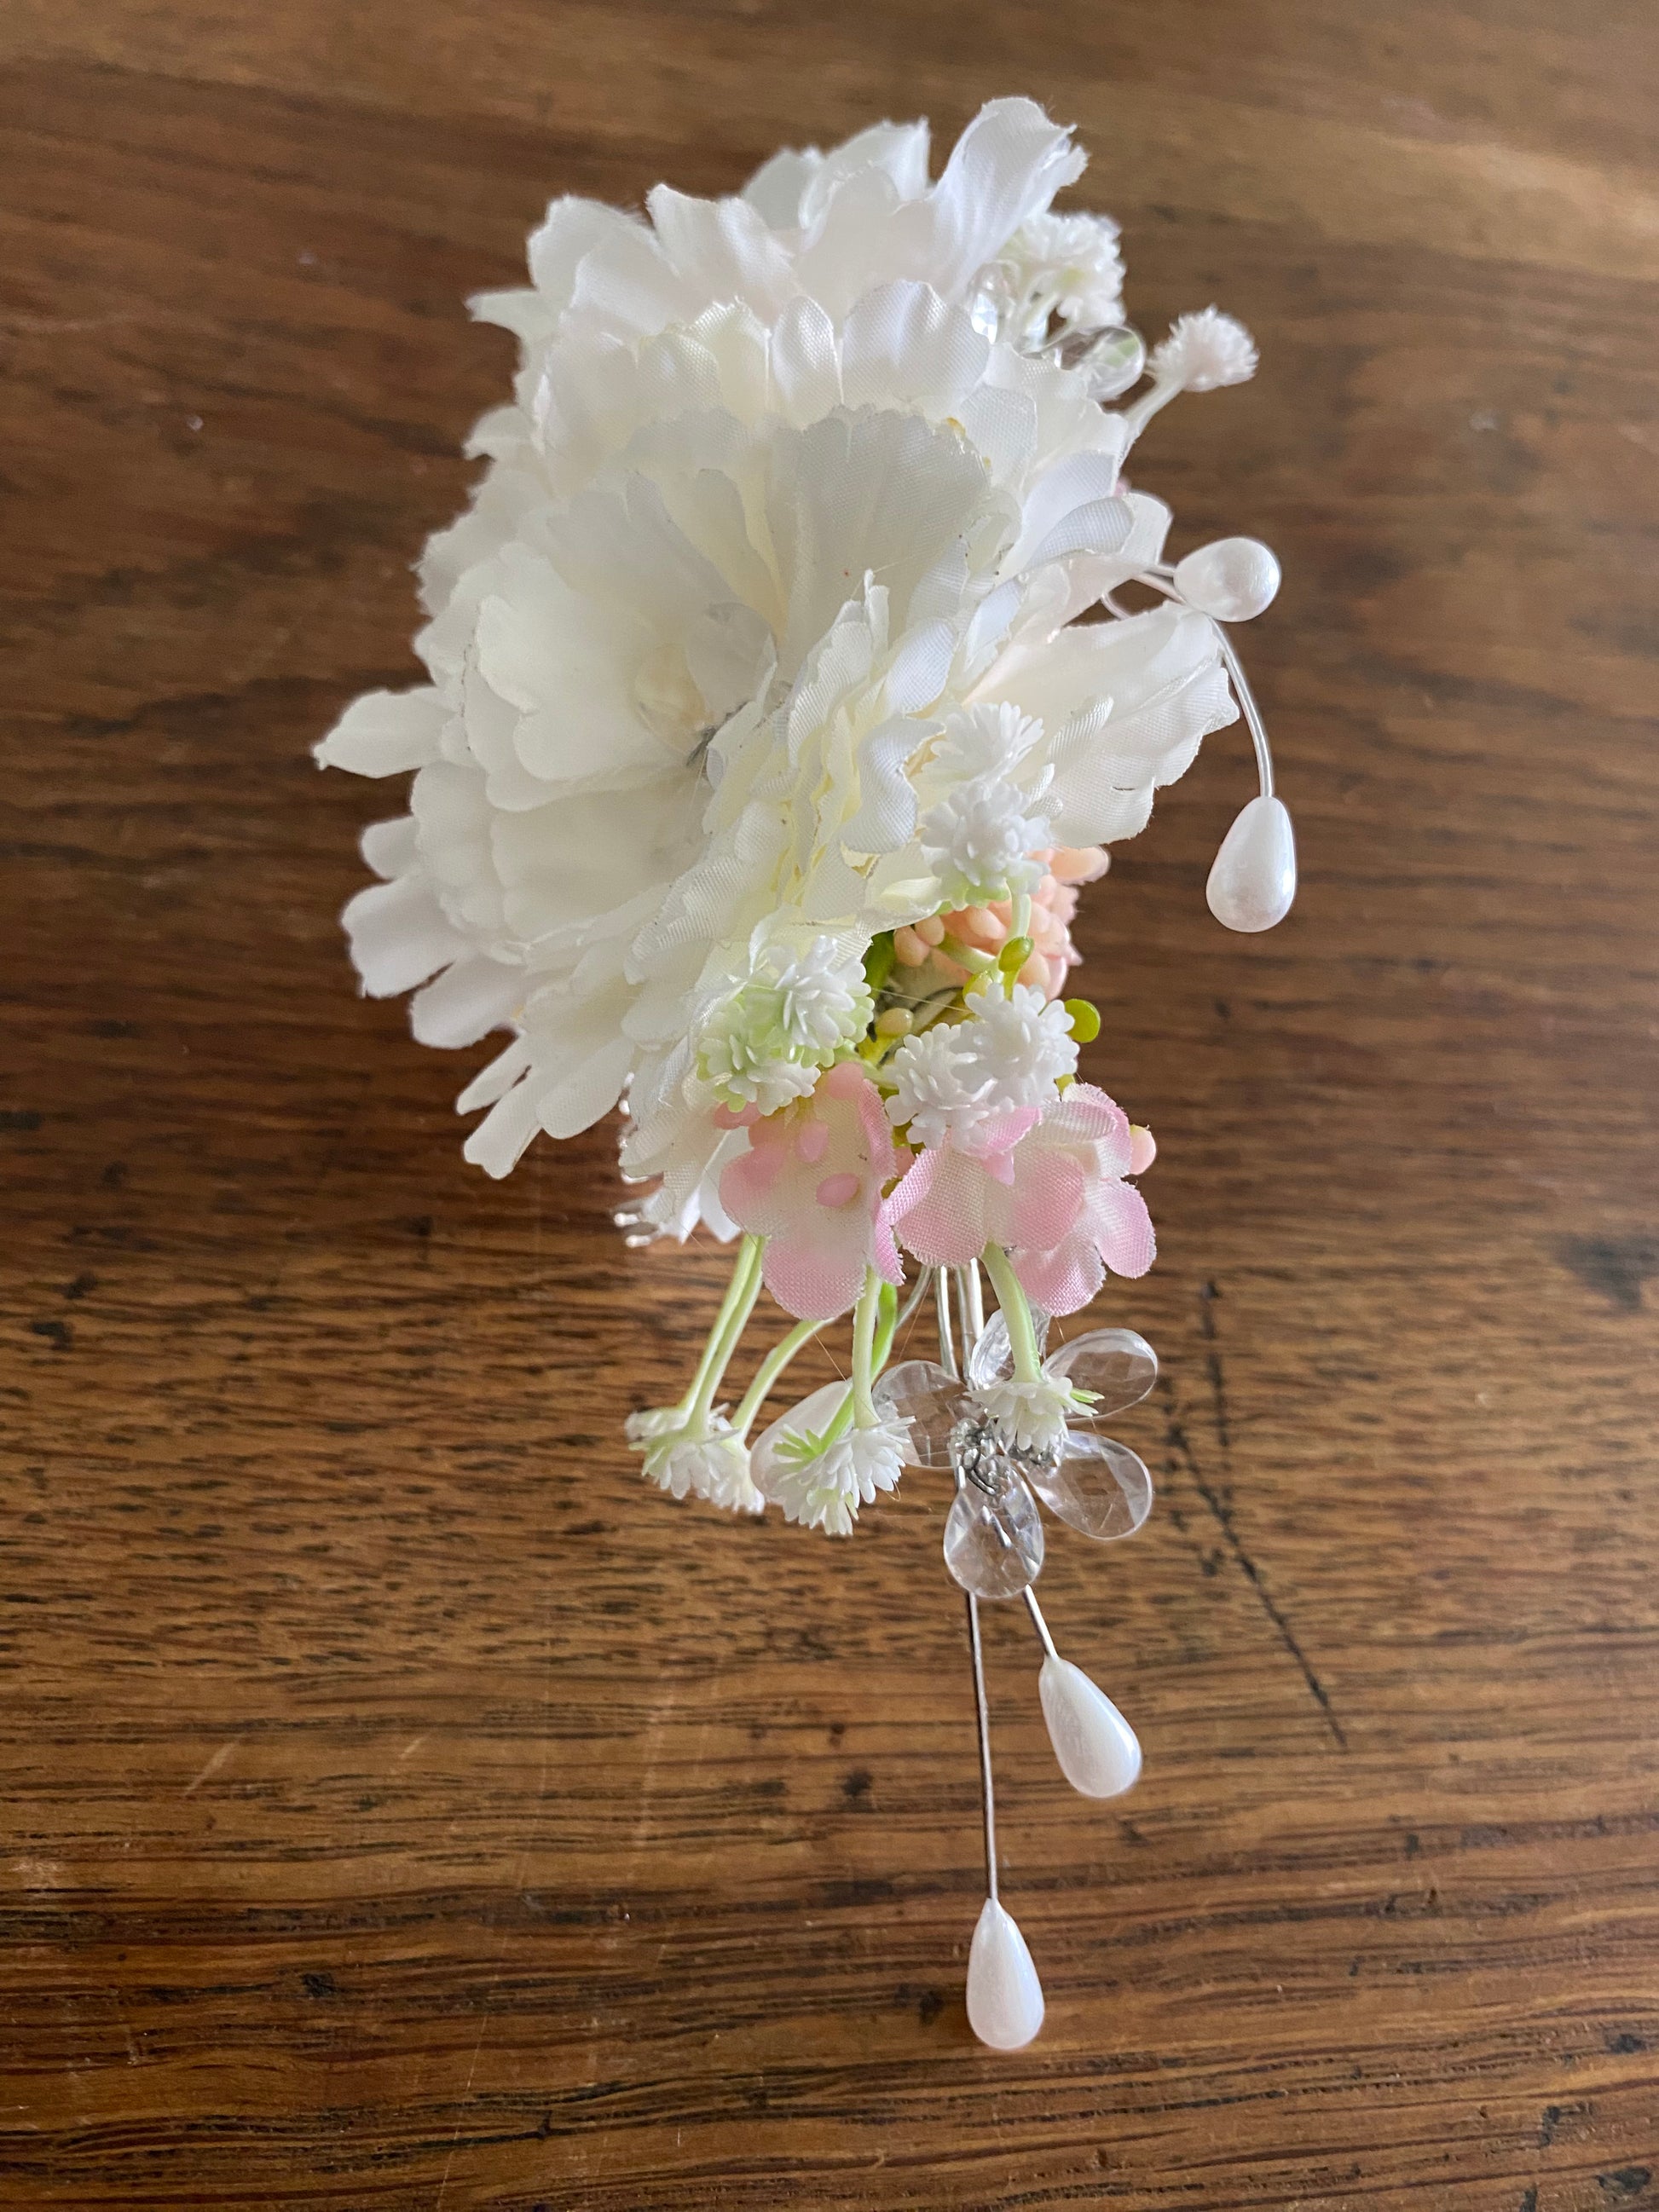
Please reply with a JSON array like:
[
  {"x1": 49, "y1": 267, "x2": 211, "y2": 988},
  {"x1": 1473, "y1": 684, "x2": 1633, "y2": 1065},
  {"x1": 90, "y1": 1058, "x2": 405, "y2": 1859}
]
[{"x1": 3, "y1": 3, "x2": 1656, "y2": 2206}]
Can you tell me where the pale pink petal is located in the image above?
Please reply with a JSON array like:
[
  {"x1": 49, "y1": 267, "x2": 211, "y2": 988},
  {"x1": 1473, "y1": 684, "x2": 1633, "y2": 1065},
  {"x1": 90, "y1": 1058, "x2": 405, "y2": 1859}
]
[
  {"x1": 762, "y1": 1233, "x2": 866, "y2": 1321},
  {"x1": 1087, "y1": 1180, "x2": 1156, "y2": 1278},
  {"x1": 870, "y1": 1201, "x2": 905, "y2": 1288},
  {"x1": 888, "y1": 1145, "x2": 991, "y2": 1267},
  {"x1": 996, "y1": 1146, "x2": 1085, "y2": 1252},
  {"x1": 961, "y1": 1105, "x2": 1040, "y2": 1162},
  {"x1": 721, "y1": 1066, "x2": 902, "y2": 1314},
  {"x1": 1012, "y1": 1228, "x2": 1104, "y2": 1316},
  {"x1": 1043, "y1": 1083, "x2": 1126, "y2": 1151}
]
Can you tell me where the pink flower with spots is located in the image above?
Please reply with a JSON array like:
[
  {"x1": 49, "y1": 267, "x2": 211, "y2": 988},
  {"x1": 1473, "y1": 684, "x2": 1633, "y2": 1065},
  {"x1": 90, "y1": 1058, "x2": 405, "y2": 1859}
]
[
  {"x1": 719, "y1": 1063, "x2": 906, "y2": 1321},
  {"x1": 1005, "y1": 1083, "x2": 1155, "y2": 1313}
]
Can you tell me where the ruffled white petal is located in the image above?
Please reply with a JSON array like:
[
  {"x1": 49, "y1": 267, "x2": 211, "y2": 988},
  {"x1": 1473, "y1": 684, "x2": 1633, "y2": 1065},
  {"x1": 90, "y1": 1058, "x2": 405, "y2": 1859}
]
[
  {"x1": 315, "y1": 689, "x2": 445, "y2": 777},
  {"x1": 342, "y1": 875, "x2": 466, "y2": 997}
]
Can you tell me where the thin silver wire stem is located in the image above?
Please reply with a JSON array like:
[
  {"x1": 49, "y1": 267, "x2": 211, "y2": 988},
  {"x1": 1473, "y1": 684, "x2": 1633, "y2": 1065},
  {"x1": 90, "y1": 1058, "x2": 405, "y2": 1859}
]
[
  {"x1": 893, "y1": 1270, "x2": 934, "y2": 1340},
  {"x1": 1211, "y1": 625, "x2": 1275, "y2": 800},
  {"x1": 934, "y1": 1261, "x2": 957, "y2": 1382},
  {"x1": 1021, "y1": 1586, "x2": 1060, "y2": 1660},
  {"x1": 965, "y1": 1581, "x2": 999, "y2": 1904},
  {"x1": 962, "y1": 1257, "x2": 986, "y2": 1345},
  {"x1": 937, "y1": 1268, "x2": 999, "y2": 1905},
  {"x1": 1139, "y1": 564, "x2": 1275, "y2": 800}
]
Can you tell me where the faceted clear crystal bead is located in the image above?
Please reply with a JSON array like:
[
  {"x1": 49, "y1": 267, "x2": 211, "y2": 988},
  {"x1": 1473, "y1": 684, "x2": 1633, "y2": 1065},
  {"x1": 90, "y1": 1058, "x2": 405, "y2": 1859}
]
[
  {"x1": 944, "y1": 1476, "x2": 1044, "y2": 1599},
  {"x1": 966, "y1": 1897, "x2": 1045, "y2": 2050},
  {"x1": 966, "y1": 1308, "x2": 1052, "y2": 1390},
  {"x1": 1044, "y1": 1327, "x2": 1157, "y2": 1418},
  {"x1": 1038, "y1": 1656, "x2": 1142, "y2": 1798},
  {"x1": 1025, "y1": 1432, "x2": 1153, "y2": 1542},
  {"x1": 750, "y1": 1380, "x2": 848, "y2": 1499},
  {"x1": 871, "y1": 1360, "x2": 960, "y2": 1468},
  {"x1": 1206, "y1": 794, "x2": 1297, "y2": 933},
  {"x1": 1033, "y1": 321, "x2": 1146, "y2": 402},
  {"x1": 967, "y1": 260, "x2": 1019, "y2": 341},
  {"x1": 1075, "y1": 325, "x2": 1147, "y2": 400}
]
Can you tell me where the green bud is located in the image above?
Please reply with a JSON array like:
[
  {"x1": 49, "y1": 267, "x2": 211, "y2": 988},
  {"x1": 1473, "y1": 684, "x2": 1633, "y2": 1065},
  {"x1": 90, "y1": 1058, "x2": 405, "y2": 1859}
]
[{"x1": 1064, "y1": 996, "x2": 1101, "y2": 1042}]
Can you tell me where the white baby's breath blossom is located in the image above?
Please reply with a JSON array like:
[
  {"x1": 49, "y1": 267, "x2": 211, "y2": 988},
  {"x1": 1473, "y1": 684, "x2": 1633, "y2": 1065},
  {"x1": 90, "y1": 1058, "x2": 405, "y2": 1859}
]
[
  {"x1": 634, "y1": 1415, "x2": 764, "y2": 1512},
  {"x1": 693, "y1": 925, "x2": 872, "y2": 1112},
  {"x1": 625, "y1": 1406, "x2": 686, "y2": 1444},
  {"x1": 771, "y1": 933, "x2": 874, "y2": 1054},
  {"x1": 997, "y1": 210, "x2": 1124, "y2": 338},
  {"x1": 696, "y1": 1022, "x2": 822, "y2": 1118},
  {"x1": 920, "y1": 777, "x2": 1054, "y2": 908},
  {"x1": 885, "y1": 978, "x2": 1077, "y2": 1149},
  {"x1": 884, "y1": 1021, "x2": 995, "y2": 1149},
  {"x1": 1150, "y1": 307, "x2": 1257, "y2": 393},
  {"x1": 973, "y1": 1374, "x2": 1076, "y2": 1454},
  {"x1": 766, "y1": 1416, "x2": 910, "y2": 1536},
  {"x1": 926, "y1": 702, "x2": 1044, "y2": 787},
  {"x1": 964, "y1": 980, "x2": 1079, "y2": 1109}
]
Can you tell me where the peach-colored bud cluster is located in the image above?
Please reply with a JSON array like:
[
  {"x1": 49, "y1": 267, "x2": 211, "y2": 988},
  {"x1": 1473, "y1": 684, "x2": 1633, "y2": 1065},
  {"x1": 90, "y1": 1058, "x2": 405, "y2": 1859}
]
[{"x1": 891, "y1": 846, "x2": 1109, "y2": 1000}]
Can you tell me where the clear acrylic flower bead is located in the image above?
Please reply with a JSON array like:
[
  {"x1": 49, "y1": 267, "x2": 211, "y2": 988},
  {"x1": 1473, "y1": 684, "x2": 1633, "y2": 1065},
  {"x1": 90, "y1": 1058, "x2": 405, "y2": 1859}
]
[
  {"x1": 944, "y1": 1476, "x2": 1044, "y2": 1600},
  {"x1": 872, "y1": 1360, "x2": 962, "y2": 1468},
  {"x1": 965, "y1": 1308, "x2": 1052, "y2": 1389},
  {"x1": 1043, "y1": 1326, "x2": 1157, "y2": 1419},
  {"x1": 1023, "y1": 1430, "x2": 1153, "y2": 1542}
]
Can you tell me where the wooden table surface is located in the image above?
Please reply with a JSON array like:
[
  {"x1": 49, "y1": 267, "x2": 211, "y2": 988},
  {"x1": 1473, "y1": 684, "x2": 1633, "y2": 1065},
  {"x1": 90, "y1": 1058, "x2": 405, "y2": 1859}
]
[{"x1": 3, "y1": 4, "x2": 1656, "y2": 2206}]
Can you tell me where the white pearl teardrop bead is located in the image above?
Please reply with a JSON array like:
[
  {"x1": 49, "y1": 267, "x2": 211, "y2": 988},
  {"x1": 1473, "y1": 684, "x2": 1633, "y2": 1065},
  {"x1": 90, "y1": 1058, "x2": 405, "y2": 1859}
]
[
  {"x1": 1206, "y1": 795, "x2": 1297, "y2": 933},
  {"x1": 966, "y1": 1897, "x2": 1045, "y2": 2050},
  {"x1": 1038, "y1": 1656, "x2": 1142, "y2": 1798},
  {"x1": 1173, "y1": 536, "x2": 1281, "y2": 621}
]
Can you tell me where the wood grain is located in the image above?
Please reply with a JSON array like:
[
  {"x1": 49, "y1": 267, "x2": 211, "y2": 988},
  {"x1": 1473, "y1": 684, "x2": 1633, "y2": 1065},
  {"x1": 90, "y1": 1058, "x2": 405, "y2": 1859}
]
[{"x1": 1, "y1": 5, "x2": 1656, "y2": 2206}]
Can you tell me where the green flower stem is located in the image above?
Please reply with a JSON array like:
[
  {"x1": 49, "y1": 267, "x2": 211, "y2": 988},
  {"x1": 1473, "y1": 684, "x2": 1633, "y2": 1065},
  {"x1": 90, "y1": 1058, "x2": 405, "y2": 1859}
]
[
  {"x1": 763, "y1": 1276, "x2": 908, "y2": 1461},
  {"x1": 682, "y1": 1234, "x2": 764, "y2": 1429},
  {"x1": 850, "y1": 1266, "x2": 882, "y2": 1428},
  {"x1": 732, "y1": 1317, "x2": 823, "y2": 1440},
  {"x1": 1011, "y1": 888, "x2": 1032, "y2": 942},
  {"x1": 818, "y1": 1392, "x2": 857, "y2": 1451},
  {"x1": 870, "y1": 1277, "x2": 902, "y2": 1372},
  {"x1": 937, "y1": 933, "x2": 997, "y2": 974},
  {"x1": 981, "y1": 1243, "x2": 1043, "y2": 1383}
]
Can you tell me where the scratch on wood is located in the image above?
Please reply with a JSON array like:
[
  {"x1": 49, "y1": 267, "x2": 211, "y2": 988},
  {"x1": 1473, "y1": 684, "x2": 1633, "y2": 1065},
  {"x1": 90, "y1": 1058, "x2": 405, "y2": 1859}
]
[
  {"x1": 1168, "y1": 1282, "x2": 1349, "y2": 1749},
  {"x1": 182, "y1": 1741, "x2": 237, "y2": 1795}
]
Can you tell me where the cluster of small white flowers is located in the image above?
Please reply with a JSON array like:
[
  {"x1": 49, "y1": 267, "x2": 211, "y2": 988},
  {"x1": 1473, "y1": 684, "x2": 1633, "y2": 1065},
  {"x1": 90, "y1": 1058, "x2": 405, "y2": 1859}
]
[
  {"x1": 883, "y1": 1021, "x2": 995, "y2": 1149},
  {"x1": 632, "y1": 1413, "x2": 764, "y2": 1513},
  {"x1": 972, "y1": 1375, "x2": 1076, "y2": 1454},
  {"x1": 925, "y1": 702, "x2": 1043, "y2": 788},
  {"x1": 695, "y1": 930, "x2": 872, "y2": 1112},
  {"x1": 885, "y1": 979, "x2": 1078, "y2": 1146},
  {"x1": 766, "y1": 1417, "x2": 910, "y2": 1536},
  {"x1": 697, "y1": 1014, "x2": 824, "y2": 1117},
  {"x1": 772, "y1": 936, "x2": 873, "y2": 1054},
  {"x1": 1150, "y1": 307, "x2": 1257, "y2": 394},
  {"x1": 625, "y1": 1406, "x2": 685, "y2": 1445},
  {"x1": 968, "y1": 982, "x2": 1079, "y2": 1110},
  {"x1": 997, "y1": 210, "x2": 1124, "y2": 338},
  {"x1": 919, "y1": 777, "x2": 1053, "y2": 909}
]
